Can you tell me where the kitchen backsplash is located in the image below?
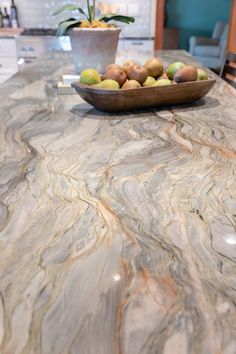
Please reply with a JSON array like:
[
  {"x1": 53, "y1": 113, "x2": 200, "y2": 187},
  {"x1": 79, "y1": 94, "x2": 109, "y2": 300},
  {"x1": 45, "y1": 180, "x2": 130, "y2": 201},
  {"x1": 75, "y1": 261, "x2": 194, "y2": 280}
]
[{"x1": 0, "y1": 0, "x2": 156, "y2": 37}]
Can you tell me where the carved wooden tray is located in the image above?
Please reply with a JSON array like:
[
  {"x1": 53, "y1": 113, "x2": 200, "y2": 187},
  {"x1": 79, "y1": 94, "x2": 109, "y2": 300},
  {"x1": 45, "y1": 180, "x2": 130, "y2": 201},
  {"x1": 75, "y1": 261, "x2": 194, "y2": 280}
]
[{"x1": 72, "y1": 78, "x2": 216, "y2": 113}]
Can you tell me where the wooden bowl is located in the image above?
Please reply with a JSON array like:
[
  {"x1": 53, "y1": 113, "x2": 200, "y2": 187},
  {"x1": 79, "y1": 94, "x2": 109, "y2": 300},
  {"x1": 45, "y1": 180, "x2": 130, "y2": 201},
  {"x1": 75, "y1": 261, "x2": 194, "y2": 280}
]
[{"x1": 71, "y1": 78, "x2": 216, "y2": 113}]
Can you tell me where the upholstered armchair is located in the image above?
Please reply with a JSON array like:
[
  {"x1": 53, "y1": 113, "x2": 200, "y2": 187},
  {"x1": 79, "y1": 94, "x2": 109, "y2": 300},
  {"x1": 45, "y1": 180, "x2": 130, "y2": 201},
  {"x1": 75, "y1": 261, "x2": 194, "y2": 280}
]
[{"x1": 189, "y1": 22, "x2": 229, "y2": 71}]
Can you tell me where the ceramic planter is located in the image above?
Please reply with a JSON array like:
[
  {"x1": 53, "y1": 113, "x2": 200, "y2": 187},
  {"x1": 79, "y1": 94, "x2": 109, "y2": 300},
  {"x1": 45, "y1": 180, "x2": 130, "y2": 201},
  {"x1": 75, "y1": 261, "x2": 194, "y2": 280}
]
[{"x1": 69, "y1": 27, "x2": 121, "y2": 74}]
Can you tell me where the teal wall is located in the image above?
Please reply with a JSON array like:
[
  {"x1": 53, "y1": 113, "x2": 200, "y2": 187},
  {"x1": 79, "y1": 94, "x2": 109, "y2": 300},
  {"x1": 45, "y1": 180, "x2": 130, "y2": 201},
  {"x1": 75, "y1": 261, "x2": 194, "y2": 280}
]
[{"x1": 166, "y1": 0, "x2": 231, "y2": 50}]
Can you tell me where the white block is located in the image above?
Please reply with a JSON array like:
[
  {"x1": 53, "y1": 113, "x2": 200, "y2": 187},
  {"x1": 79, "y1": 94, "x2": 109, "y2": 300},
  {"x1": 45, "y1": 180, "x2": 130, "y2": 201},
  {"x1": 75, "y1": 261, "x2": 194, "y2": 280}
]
[{"x1": 63, "y1": 75, "x2": 80, "y2": 85}]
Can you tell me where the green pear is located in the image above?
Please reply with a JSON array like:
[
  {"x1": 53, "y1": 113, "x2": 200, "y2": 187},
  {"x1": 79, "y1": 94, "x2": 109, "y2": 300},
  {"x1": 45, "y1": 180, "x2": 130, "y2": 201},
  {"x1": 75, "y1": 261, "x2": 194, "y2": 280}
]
[
  {"x1": 152, "y1": 79, "x2": 172, "y2": 86},
  {"x1": 122, "y1": 80, "x2": 141, "y2": 89},
  {"x1": 144, "y1": 58, "x2": 164, "y2": 78},
  {"x1": 93, "y1": 79, "x2": 120, "y2": 90},
  {"x1": 166, "y1": 62, "x2": 185, "y2": 80},
  {"x1": 143, "y1": 76, "x2": 157, "y2": 87},
  {"x1": 80, "y1": 68, "x2": 101, "y2": 85},
  {"x1": 197, "y1": 68, "x2": 208, "y2": 80}
]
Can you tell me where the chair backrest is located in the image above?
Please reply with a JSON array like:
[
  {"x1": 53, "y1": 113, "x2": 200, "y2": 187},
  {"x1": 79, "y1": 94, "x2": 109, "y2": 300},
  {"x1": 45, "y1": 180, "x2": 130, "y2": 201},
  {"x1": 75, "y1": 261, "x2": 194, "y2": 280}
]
[
  {"x1": 221, "y1": 52, "x2": 236, "y2": 89},
  {"x1": 219, "y1": 24, "x2": 229, "y2": 48},
  {"x1": 218, "y1": 24, "x2": 229, "y2": 69},
  {"x1": 212, "y1": 22, "x2": 226, "y2": 39}
]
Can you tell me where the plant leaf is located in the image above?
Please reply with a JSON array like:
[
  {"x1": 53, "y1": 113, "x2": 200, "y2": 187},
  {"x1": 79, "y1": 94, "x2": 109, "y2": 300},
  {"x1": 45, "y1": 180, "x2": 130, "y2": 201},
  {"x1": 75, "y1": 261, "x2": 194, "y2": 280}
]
[
  {"x1": 53, "y1": 5, "x2": 85, "y2": 16},
  {"x1": 99, "y1": 14, "x2": 135, "y2": 24},
  {"x1": 89, "y1": 5, "x2": 94, "y2": 20},
  {"x1": 56, "y1": 19, "x2": 82, "y2": 36},
  {"x1": 87, "y1": 3, "x2": 92, "y2": 21},
  {"x1": 78, "y1": 7, "x2": 88, "y2": 19}
]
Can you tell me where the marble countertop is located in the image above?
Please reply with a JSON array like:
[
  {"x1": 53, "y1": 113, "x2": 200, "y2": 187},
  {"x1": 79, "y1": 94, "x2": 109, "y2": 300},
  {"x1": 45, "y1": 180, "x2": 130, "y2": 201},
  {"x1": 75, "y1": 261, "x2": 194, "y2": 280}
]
[{"x1": 0, "y1": 50, "x2": 236, "y2": 354}]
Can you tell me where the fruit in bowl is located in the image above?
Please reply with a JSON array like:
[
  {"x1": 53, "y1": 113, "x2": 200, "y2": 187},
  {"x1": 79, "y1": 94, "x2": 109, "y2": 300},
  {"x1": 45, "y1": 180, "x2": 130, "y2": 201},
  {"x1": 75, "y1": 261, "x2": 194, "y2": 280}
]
[
  {"x1": 94, "y1": 79, "x2": 120, "y2": 90},
  {"x1": 152, "y1": 79, "x2": 172, "y2": 87},
  {"x1": 197, "y1": 68, "x2": 208, "y2": 80},
  {"x1": 122, "y1": 80, "x2": 142, "y2": 89},
  {"x1": 126, "y1": 64, "x2": 148, "y2": 85},
  {"x1": 78, "y1": 58, "x2": 210, "y2": 90},
  {"x1": 143, "y1": 76, "x2": 157, "y2": 87},
  {"x1": 101, "y1": 66, "x2": 127, "y2": 86},
  {"x1": 123, "y1": 61, "x2": 137, "y2": 73},
  {"x1": 166, "y1": 62, "x2": 185, "y2": 80},
  {"x1": 144, "y1": 58, "x2": 164, "y2": 78},
  {"x1": 174, "y1": 65, "x2": 198, "y2": 83},
  {"x1": 80, "y1": 68, "x2": 101, "y2": 85}
]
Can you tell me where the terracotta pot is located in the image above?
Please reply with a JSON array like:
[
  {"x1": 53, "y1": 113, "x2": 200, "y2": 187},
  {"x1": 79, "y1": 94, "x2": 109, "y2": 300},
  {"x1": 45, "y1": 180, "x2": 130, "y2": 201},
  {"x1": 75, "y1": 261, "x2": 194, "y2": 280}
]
[{"x1": 69, "y1": 27, "x2": 121, "y2": 74}]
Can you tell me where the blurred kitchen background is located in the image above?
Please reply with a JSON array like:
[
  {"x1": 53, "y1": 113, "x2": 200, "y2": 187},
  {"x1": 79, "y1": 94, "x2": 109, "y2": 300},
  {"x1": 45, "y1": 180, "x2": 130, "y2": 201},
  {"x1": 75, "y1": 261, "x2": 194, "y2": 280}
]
[{"x1": 0, "y1": 0, "x2": 235, "y2": 83}]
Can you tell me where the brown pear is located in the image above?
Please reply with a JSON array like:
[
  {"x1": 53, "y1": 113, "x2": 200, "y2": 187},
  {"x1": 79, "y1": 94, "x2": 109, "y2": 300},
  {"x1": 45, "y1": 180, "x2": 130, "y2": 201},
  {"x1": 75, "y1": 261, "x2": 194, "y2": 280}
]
[
  {"x1": 127, "y1": 64, "x2": 148, "y2": 85},
  {"x1": 122, "y1": 80, "x2": 141, "y2": 89},
  {"x1": 106, "y1": 63, "x2": 123, "y2": 72},
  {"x1": 166, "y1": 62, "x2": 185, "y2": 80},
  {"x1": 174, "y1": 65, "x2": 198, "y2": 83},
  {"x1": 144, "y1": 58, "x2": 164, "y2": 78},
  {"x1": 123, "y1": 61, "x2": 137, "y2": 73},
  {"x1": 101, "y1": 68, "x2": 127, "y2": 87}
]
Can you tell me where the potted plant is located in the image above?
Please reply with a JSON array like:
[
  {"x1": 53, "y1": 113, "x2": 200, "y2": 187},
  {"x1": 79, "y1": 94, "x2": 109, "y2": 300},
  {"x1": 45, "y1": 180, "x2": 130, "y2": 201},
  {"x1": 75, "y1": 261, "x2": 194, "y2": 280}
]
[{"x1": 53, "y1": 0, "x2": 134, "y2": 73}]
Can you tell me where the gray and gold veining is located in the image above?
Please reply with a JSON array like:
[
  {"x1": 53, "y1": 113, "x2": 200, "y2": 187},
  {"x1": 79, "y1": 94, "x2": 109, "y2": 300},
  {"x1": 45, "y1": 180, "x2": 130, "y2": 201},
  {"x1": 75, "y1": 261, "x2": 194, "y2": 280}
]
[{"x1": 0, "y1": 51, "x2": 236, "y2": 354}]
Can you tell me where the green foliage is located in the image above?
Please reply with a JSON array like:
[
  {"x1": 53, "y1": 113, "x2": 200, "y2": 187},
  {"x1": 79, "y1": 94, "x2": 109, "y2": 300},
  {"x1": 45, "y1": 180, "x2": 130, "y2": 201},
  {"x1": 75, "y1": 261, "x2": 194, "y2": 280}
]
[
  {"x1": 99, "y1": 14, "x2": 135, "y2": 25},
  {"x1": 53, "y1": 5, "x2": 87, "y2": 18},
  {"x1": 56, "y1": 18, "x2": 82, "y2": 37},
  {"x1": 53, "y1": 1, "x2": 135, "y2": 36}
]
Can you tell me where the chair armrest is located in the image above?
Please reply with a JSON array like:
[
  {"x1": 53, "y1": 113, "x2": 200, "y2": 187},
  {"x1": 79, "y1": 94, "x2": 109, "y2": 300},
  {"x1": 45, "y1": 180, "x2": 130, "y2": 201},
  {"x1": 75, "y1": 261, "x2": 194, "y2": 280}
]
[
  {"x1": 190, "y1": 36, "x2": 219, "y2": 46},
  {"x1": 189, "y1": 36, "x2": 219, "y2": 54}
]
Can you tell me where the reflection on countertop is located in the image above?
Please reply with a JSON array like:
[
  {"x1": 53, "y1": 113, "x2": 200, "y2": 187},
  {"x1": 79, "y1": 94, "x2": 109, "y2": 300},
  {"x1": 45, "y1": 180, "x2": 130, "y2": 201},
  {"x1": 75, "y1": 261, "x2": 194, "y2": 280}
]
[{"x1": 0, "y1": 50, "x2": 236, "y2": 354}]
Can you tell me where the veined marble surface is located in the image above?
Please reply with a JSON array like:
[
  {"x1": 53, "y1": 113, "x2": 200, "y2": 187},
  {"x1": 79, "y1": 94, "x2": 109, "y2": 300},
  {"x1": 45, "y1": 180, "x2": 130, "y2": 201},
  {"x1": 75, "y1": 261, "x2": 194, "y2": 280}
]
[{"x1": 0, "y1": 50, "x2": 236, "y2": 354}]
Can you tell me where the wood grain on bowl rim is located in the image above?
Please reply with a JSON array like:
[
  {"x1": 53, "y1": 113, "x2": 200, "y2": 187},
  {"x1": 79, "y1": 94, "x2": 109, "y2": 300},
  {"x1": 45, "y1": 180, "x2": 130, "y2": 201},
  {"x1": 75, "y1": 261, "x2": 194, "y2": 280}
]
[{"x1": 71, "y1": 78, "x2": 216, "y2": 113}]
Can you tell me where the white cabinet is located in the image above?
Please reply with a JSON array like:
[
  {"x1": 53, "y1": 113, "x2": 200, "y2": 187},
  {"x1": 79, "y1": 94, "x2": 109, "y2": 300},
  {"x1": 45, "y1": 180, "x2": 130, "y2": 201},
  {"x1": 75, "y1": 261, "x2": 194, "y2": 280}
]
[
  {"x1": 0, "y1": 38, "x2": 17, "y2": 56},
  {"x1": 0, "y1": 57, "x2": 18, "y2": 74},
  {"x1": 118, "y1": 39, "x2": 154, "y2": 53},
  {"x1": 0, "y1": 38, "x2": 18, "y2": 83},
  {"x1": 122, "y1": 39, "x2": 154, "y2": 52},
  {"x1": 0, "y1": 75, "x2": 13, "y2": 84}
]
